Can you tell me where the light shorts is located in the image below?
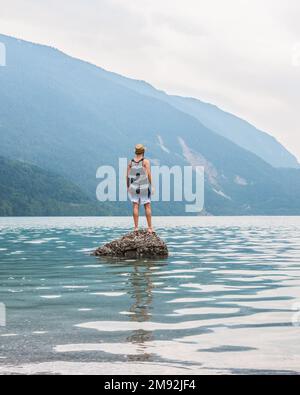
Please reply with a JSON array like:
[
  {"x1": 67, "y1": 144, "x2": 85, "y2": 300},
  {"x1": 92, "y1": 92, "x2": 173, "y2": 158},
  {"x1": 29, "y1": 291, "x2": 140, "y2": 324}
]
[{"x1": 129, "y1": 192, "x2": 151, "y2": 206}]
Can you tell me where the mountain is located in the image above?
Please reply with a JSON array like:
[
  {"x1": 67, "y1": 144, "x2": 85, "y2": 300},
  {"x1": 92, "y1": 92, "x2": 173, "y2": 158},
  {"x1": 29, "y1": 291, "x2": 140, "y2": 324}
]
[
  {"x1": 0, "y1": 34, "x2": 300, "y2": 216},
  {"x1": 0, "y1": 156, "x2": 105, "y2": 216},
  {"x1": 166, "y1": 97, "x2": 300, "y2": 169},
  {"x1": 102, "y1": 72, "x2": 300, "y2": 169}
]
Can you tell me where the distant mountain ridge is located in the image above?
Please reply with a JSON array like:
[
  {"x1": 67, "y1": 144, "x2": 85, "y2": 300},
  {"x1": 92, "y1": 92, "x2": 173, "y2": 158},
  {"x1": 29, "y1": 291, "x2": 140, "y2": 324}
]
[
  {"x1": 0, "y1": 156, "x2": 104, "y2": 216},
  {"x1": 101, "y1": 72, "x2": 299, "y2": 169},
  {"x1": 0, "y1": 33, "x2": 300, "y2": 216}
]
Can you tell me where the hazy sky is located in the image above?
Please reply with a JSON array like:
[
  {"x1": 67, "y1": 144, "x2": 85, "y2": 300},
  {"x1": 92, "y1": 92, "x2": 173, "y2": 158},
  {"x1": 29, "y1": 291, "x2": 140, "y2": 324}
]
[{"x1": 1, "y1": 0, "x2": 300, "y2": 160}]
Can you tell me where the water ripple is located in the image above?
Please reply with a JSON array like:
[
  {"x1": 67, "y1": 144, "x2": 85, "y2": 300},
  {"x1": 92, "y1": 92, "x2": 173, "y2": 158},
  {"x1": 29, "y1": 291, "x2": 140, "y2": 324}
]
[{"x1": 1, "y1": 216, "x2": 300, "y2": 374}]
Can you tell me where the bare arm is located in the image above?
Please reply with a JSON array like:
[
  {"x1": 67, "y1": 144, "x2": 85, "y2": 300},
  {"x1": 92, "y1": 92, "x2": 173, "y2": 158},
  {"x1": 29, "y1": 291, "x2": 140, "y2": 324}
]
[
  {"x1": 143, "y1": 159, "x2": 152, "y2": 185},
  {"x1": 126, "y1": 162, "x2": 131, "y2": 189}
]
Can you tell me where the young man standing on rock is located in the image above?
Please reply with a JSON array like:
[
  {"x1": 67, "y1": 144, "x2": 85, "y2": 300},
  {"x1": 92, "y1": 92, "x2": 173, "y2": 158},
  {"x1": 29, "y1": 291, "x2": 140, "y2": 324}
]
[{"x1": 127, "y1": 144, "x2": 154, "y2": 233}]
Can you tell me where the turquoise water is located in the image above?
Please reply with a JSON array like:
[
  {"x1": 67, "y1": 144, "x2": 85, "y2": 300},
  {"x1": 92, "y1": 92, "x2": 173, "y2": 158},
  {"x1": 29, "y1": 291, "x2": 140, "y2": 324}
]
[{"x1": 0, "y1": 217, "x2": 300, "y2": 375}]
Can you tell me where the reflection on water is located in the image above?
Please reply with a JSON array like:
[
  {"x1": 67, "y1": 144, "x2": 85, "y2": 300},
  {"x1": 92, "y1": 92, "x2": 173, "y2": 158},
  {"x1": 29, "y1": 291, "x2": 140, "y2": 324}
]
[
  {"x1": 104, "y1": 258, "x2": 159, "y2": 361},
  {"x1": 127, "y1": 261, "x2": 155, "y2": 354},
  {"x1": 0, "y1": 217, "x2": 300, "y2": 375}
]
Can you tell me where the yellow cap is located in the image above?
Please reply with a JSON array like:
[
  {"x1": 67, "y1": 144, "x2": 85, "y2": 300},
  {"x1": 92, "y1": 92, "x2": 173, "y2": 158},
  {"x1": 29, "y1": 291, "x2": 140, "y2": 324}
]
[{"x1": 135, "y1": 144, "x2": 146, "y2": 155}]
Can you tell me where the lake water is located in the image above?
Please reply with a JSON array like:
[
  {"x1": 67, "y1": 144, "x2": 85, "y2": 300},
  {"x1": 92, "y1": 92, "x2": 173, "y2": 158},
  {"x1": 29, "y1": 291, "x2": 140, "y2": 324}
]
[{"x1": 0, "y1": 217, "x2": 300, "y2": 375}]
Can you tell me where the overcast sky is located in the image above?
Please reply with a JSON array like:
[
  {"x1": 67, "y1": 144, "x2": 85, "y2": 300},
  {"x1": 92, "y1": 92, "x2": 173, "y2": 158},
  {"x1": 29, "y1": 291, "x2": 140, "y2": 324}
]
[{"x1": 1, "y1": 0, "x2": 300, "y2": 160}]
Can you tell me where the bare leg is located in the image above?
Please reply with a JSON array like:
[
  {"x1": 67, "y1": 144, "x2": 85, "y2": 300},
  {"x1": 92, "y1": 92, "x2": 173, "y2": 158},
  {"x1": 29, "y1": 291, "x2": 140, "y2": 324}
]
[
  {"x1": 144, "y1": 203, "x2": 153, "y2": 233},
  {"x1": 133, "y1": 203, "x2": 140, "y2": 231}
]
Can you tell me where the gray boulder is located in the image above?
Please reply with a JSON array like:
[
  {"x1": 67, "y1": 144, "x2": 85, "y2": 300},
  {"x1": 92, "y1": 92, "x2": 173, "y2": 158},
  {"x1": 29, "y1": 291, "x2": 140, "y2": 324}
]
[{"x1": 93, "y1": 230, "x2": 169, "y2": 259}]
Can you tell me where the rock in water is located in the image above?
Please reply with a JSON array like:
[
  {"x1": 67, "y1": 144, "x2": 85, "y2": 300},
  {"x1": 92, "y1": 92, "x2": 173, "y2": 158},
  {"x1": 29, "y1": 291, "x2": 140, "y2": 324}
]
[{"x1": 93, "y1": 230, "x2": 169, "y2": 259}]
